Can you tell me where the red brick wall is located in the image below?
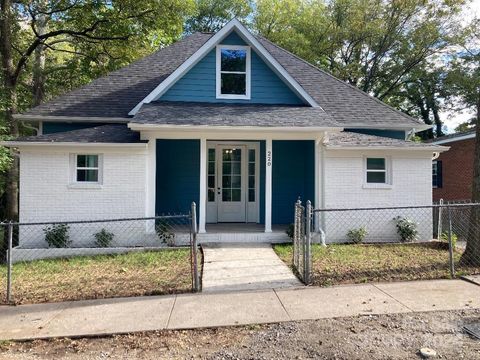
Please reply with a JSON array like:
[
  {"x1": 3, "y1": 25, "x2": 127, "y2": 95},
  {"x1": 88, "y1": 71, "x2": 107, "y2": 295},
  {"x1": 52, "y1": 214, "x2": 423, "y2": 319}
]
[{"x1": 433, "y1": 138, "x2": 475, "y2": 202}]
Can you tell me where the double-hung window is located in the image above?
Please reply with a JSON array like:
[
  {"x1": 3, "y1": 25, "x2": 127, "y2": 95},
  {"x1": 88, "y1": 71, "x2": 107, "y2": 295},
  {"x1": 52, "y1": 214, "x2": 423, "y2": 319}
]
[
  {"x1": 365, "y1": 157, "x2": 388, "y2": 184},
  {"x1": 74, "y1": 154, "x2": 101, "y2": 183},
  {"x1": 432, "y1": 160, "x2": 442, "y2": 188},
  {"x1": 216, "y1": 45, "x2": 251, "y2": 99}
]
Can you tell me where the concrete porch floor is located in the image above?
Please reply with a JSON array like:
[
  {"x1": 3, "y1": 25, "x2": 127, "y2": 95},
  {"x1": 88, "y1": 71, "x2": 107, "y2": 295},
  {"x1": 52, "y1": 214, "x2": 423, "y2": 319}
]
[
  {"x1": 205, "y1": 223, "x2": 288, "y2": 233},
  {"x1": 201, "y1": 243, "x2": 301, "y2": 292}
]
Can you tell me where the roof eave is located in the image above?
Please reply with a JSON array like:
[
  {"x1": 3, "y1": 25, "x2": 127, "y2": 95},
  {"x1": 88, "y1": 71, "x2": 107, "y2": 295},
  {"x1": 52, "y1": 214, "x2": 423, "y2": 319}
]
[
  {"x1": 127, "y1": 123, "x2": 342, "y2": 132},
  {"x1": 13, "y1": 114, "x2": 130, "y2": 123},
  {"x1": 325, "y1": 145, "x2": 449, "y2": 152},
  {"x1": 1, "y1": 141, "x2": 148, "y2": 148}
]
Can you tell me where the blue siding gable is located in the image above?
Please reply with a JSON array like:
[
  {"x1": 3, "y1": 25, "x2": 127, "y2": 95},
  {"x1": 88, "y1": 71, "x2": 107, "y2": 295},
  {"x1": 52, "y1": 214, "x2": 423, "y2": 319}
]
[
  {"x1": 160, "y1": 32, "x2": 304, "y2": 105},
  {"x1": 43, "y1": 122, "x2": 105, "y2": 134},
  {"x1": 346, "y1": 128, "x2": 406, "y2": 140}
]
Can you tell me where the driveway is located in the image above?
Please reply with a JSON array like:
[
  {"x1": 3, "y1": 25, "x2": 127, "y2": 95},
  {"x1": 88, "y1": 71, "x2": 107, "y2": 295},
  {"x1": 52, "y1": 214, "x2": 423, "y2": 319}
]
[{"x1": 201, "y1": 243, "x2": 302, "y2": 292}]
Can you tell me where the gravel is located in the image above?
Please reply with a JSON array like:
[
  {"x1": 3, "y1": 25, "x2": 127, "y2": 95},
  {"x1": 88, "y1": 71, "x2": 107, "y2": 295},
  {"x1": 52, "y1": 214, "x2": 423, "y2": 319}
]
[{"x1": 2, "y1": 310, "x2": 480, "y2": 359}]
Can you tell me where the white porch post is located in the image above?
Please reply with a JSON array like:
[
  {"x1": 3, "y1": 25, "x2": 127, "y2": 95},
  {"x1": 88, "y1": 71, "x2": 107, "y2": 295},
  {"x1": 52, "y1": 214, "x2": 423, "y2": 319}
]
[
  {"x1": 199, "y1": 138, "x2": 207, "y2": 233},
  {"x1": 146, "y1": 136, "x2": 156, "y2": 218},
  {"x1": 314, "y1": 139, "x2": 321, "y2": 231},
  {"x1": 265, "y1": 138, "x2": 273, "y2": 233}
]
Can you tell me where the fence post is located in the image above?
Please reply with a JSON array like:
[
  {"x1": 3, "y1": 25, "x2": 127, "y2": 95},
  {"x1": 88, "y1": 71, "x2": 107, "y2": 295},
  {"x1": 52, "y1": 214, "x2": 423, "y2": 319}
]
[
  {"x1": 294, "y1": 199, "x2": 301, "y2": 269},
  {"x1": 437, "y1": 198, "x2": 443, "y2": 239},
  {"x1": 190, "y1": 202, "x2": 200, "y2": 292},
  {"x1": 305, "y1": 201, "x2": 312, "y2": 284},
  {"x1": 447, "y1": 205, "x2": 455, "y2": 278},
  {"x1": 6, "y1": 221, "x2": 13, "y2": 303}
]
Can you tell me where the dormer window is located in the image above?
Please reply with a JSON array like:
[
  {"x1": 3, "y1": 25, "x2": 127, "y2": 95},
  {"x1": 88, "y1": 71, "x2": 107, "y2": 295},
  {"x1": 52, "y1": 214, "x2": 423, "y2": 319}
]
[{"x1": 216, "y1": 45, "x2": 251, "y2": 99}]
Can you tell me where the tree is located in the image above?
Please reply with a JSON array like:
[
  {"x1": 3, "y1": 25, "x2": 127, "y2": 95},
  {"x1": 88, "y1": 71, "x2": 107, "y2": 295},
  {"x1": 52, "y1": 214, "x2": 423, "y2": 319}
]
[
  {"x1": 0, "y1": 0, "x2": 193, "y2": 221},
  {"x1": 446, "y1": 18, "x2": 480, "y2": 265},
  {"x1": 185, "y1": 0, "x2": 252, "y2": 33},
  {"x1": 253, "y1": 0, "x2": 466, "y2": 132}
]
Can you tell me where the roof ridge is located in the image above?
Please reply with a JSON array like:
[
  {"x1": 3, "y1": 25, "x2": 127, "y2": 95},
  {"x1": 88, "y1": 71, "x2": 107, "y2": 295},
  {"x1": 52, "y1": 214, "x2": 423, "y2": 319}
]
[{"x1": 255, "y1": 35, "x2": 425, "y2": 126}]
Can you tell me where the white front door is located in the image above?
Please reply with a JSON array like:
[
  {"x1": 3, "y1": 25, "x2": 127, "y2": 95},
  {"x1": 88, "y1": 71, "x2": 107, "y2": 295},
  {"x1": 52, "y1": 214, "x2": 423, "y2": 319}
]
[
  {"x1": 206, "y1": 142, "x2": 259, "y2": 223},
  {"x1": 217, "y1": 145, "x2": 246, "y2": 222}
]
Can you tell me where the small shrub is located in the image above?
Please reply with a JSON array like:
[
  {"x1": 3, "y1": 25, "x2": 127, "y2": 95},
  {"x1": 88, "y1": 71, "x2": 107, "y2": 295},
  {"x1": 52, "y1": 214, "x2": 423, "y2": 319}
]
[
  {"x1": 156, "y1": 219, "x2": 175, "y2": 246},
  {"x1": 440, "y1": 231, "x2": 458, "y2": 248},
  {"x1": 94, "y1": 228, "x2": 115, "y2": 248},
  {"x1": 286, "y1": 223, "x2": 294, "y2": 239},
  {"x1": 43, "y1": 224, "x2": 71, "y2": 248},
  {"x1": 394, "y1": 217, "x2": 418, "y2": 242},
  {"x1": 347, "y1": 227, "x2": 368, "y2": 244}
]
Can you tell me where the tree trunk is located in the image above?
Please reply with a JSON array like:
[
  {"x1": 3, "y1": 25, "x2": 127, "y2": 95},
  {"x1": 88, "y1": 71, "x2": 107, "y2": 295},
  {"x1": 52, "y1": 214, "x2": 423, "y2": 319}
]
[
  {"x1": 0, "y1": 0, "x2": 19, "y2": 221},
  {"x1": 461, "y1": 90, "x2": 480, "y2": 266},
  {"x1": 32, "y1": 6, "x2": 47, "y2": 106}
]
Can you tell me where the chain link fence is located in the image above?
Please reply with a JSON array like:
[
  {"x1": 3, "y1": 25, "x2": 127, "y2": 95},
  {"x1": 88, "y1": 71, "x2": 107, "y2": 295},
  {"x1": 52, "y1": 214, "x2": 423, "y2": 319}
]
[
  {"x1": 286, "y1": 201, "x2": 480, "y2": 286},
  {"x1": 1, "y1": 203, "x2": 201, "y2": 305}
]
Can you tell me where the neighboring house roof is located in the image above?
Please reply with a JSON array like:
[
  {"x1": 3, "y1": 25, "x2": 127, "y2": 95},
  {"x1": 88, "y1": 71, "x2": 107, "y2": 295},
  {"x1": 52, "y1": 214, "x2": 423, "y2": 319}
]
[
  {"x1": 427, "y1": 130, "x2": 476, "y2": 145},
  {"x1": 10, "y1": 124, "x2": 146, "y2": 145},
  {"x1": 325, "y1": 131, "x2": 448, "y2": 151},
  {"x1": 16, "y1": 21, "x2": 427, "y2": 131},
  {"x1": 130, "y1": 101, "x2": 337, "y2": 128}
]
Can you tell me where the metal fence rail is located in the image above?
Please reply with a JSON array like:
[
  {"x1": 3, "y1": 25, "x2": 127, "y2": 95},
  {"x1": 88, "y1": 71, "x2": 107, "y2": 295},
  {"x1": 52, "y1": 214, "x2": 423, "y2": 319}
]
[
  {"x1": 1, "y1": 203, "x2": 201, "y2": 305},
  {"x1": 293, "y1": 201, "x2": 480, "y2": 287}
]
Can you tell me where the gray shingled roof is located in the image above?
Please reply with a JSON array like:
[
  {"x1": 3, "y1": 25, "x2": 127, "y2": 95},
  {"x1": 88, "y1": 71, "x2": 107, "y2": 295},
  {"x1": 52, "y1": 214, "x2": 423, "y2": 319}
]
[
  {"x1": 13, "y1": 124, "x2": 146, "y2": 144},
  {"x1": 426, "y1": 129, "x2": 476, "y2": 143},
  {"x1": 20, "y1": 31, "x2": 424, "y2": 129},
  {"x1": 131, "y1": 101, "x2": 337, "y2": 127},
  {"x1": 326, "y1": 131, "x2": 446, "y2": 149}
]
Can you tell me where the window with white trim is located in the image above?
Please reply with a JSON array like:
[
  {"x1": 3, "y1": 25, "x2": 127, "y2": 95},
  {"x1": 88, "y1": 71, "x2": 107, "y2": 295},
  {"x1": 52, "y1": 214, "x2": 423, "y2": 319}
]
[
  {"x1": 365, "y1": 157, "x2": 388, "y2": 184},
  {"x1": 75, "y1": 154, "x2": 100, "y2": 183},
  {"x1": 216, "y1": 45, "x2": 250, "y2": 99}
]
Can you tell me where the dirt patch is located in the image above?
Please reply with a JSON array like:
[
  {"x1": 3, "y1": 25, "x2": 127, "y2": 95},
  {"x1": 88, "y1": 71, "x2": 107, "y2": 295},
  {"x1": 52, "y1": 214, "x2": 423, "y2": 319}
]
[
  {"x1": 1, "y1": 310, "x2": 480, "y2": 359},
  {"x1": 0, "y1": 249, "x2": 194, "y2": 305},
  {"x1": 274, "y1": 242, "x2": 480, "y2": 286}
]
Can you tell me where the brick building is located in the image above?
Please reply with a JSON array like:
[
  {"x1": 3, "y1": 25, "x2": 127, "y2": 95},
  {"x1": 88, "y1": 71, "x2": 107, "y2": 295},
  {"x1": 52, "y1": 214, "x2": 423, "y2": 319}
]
[{"x1": 431, "y1": 130, "x2": 476, "y2": 202}]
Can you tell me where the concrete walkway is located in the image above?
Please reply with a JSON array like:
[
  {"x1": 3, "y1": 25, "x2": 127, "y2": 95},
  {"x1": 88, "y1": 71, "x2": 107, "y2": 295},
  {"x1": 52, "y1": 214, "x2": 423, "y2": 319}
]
[
  {"x1": 202, "y1": 243, "x2": 301, "y2": 292},
  {"x1": 1, "y1": 279, "x2": 479, "y2": 341}
]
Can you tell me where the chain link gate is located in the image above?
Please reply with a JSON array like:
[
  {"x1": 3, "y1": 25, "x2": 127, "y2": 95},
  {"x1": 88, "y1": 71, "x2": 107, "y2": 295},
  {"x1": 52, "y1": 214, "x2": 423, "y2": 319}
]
[{"x1": 293, "y1": 199, "x2": 312, "y2": 284}]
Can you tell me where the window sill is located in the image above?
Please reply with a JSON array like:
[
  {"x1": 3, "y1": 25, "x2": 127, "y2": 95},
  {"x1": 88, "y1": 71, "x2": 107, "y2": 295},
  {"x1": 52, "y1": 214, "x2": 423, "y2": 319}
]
[
  {"x1": 362, "y1": 183, "x2": 393, "y2": 190},
  {"x1": 68, "y1": 183, "x2": 103, "y2": 190}
]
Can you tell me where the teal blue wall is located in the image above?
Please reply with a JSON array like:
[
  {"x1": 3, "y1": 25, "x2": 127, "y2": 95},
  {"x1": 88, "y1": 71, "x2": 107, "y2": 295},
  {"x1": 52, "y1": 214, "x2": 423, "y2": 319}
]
[
  {"x1": 346, "y1": 128, "x2": 406, "y2": 140},
  {"x1": 43, "y1": 122, "x2": 105, "y2": 134},
  {"x1": 160, "y1": 32, "x2": 304, "y2": 105},
  {"x1": 272, "y1": 140, "x2": 315, "y2": 224},
  {"x1": 156, "y1": 139, "x2": 200, "y2": 216}
]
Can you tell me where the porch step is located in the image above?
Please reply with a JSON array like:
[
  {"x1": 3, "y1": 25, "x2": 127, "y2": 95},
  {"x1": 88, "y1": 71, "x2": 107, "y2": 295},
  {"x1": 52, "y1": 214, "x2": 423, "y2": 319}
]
[{"x1": 197, "y1": 232, "x2": 290, "y2": 243}]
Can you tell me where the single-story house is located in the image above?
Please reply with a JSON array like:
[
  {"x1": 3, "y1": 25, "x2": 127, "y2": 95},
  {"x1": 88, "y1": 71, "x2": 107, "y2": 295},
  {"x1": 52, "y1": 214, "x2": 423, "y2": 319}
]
[
  {"x1": 429, "y1": 130, "x2": 476, "y2": 202},
  {"x1": 5, "y1": 19, "x2": 447, "y2": 247}
]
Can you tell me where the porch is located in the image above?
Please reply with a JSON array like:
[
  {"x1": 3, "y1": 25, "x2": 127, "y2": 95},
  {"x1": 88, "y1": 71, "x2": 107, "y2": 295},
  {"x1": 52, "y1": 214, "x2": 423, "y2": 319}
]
[{"x1": 147, "y1": 133, "x2": 321, "y2": 237}]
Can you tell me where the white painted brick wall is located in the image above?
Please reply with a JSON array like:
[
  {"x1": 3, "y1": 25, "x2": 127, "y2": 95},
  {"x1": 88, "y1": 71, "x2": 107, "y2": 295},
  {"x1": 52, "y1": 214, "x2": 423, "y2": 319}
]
[
  {"x1": 321, "y1": 149, "x2": 433, "y2": 243},
  {"x1": 19, "y1": 146, "x2": 148, "y2": 247}
]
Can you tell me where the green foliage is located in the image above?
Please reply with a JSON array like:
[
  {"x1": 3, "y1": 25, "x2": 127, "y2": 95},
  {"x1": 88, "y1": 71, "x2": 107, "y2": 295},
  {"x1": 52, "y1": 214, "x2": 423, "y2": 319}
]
[
  {"x1": 185, "y1": 0, "x2": 252, "y2": 33},
  {"x1": 347, "y1": 226, "x2": 368, "y2": 244},
  {"x1": 43, "y1": 224, "x2": 71, "y2": 248},
  {"x1": 155, "y1": 219, "x2": 175, "y2": 246},
  {"x1": 286, "y1": 223, "x2": 294, "y2": 239},
  {"x1": 394, "y1": 217, "x2": 418, "y2": 243},
  {"x1": 94, "y1": 228, "x2": 115, "y2": 248},
  {"x1": 441, "y1": 232, "x2": 458, "y2": 249}
]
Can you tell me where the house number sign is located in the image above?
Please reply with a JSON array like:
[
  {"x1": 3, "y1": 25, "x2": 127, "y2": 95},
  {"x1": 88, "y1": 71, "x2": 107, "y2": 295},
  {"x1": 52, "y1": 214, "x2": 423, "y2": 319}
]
[{"x1": 267, "y1": 150, "x2": 272, "y2": 167}]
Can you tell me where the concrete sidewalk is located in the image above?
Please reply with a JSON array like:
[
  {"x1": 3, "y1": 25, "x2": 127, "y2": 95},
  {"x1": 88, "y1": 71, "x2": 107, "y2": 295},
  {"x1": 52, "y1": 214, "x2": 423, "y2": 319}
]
[
  {"x1": 202, "y1": 243, "x2": 302, "y2": 292},
  {"x1": 1, "y1": 279, "x2": 479, "y2": 341}
]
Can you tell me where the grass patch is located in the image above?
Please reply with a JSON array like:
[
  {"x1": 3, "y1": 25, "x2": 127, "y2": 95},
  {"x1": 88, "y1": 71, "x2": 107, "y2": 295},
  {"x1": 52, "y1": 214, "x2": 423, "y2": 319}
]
[
  {"x1": 274, "y1": 242, "x2": 480, "y2": 286},
  {"x1": 0, "y1": 249, "x2": 194, "y2": 305}
]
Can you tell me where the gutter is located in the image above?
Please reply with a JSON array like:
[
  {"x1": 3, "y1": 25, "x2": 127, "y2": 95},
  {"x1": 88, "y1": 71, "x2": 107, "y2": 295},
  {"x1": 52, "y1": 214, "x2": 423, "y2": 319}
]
[
  {"x1": 1, "y1": 141, "x2": 148, "y2": 148},
  {"x1": 13, "y1": 114, "x2": 130, "y2": 123},
  {"x1": 324, "y1": 145, "x2": 449, "y2": 152}
]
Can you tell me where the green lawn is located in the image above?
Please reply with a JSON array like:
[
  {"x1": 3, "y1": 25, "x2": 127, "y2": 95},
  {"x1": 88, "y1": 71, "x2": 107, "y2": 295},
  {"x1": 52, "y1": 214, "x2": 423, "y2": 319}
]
[
  {"x1": 274, "y1": 242, "x2": 480, "y2": 286},
  {"x1": 0, "y1": 249, "x2": 195, "y2": 305}
]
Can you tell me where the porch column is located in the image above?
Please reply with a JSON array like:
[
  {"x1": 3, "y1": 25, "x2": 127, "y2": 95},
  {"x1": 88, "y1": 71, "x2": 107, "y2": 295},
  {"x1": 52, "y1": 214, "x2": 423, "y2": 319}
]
[
  {"x1": 199, "y1": 137, "x2": 207, "y2": 233},
  {"x1": 265, "y1": 138, "x2": 272, "y2": 233},
  {"x1": 146, "y1": 136, "x2": 156, "y2": 218},
  {"x1": 314, "y1": 139, "x2": 320, "y2": 231}
]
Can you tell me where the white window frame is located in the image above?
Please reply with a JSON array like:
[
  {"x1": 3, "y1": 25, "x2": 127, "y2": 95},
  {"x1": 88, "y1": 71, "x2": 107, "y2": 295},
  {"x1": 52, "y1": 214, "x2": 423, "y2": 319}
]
[
  {"x1": 364, "y1": 156, "x2": 392, "y2": 187},
  {"x1": 432, "y1": 160, "x2": 438, "y2": 188},
  {"x1": 70, "y1": 154, "x2": 103, "y2": 185},
  {"x1": 216, "y1": 45, "x2": 251, "y2": 100}
]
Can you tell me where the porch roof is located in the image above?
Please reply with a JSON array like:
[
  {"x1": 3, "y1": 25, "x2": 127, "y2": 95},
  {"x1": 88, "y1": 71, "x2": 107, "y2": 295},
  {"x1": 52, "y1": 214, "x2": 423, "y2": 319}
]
[{"x1": 131, "y1": 101, "x2": 337, "y2": 128}]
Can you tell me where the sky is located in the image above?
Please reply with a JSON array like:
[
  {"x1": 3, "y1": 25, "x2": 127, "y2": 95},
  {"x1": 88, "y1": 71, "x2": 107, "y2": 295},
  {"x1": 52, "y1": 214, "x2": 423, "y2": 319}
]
[{"x1": 441, "y1": 0, "x2": 480, "y2": 133}]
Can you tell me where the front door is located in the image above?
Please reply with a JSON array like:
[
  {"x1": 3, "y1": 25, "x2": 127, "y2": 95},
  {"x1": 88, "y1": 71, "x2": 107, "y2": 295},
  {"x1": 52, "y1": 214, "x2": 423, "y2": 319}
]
[{"x1": 217, "y1": 145, "x2": 246, "y2": 222}]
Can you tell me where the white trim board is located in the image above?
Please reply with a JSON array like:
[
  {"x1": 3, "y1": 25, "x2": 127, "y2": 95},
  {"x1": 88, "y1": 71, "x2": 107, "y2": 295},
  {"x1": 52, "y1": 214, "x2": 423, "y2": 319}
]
[
  {"x1": 431, "y1": 133, "x2": 476, "y2": 145},
  {"x1": 2, "y1": 141, "x2": 148, "y2": 148},
  {"x1": 128, "y1": 19, "x2": 320, "y2": 115}
]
